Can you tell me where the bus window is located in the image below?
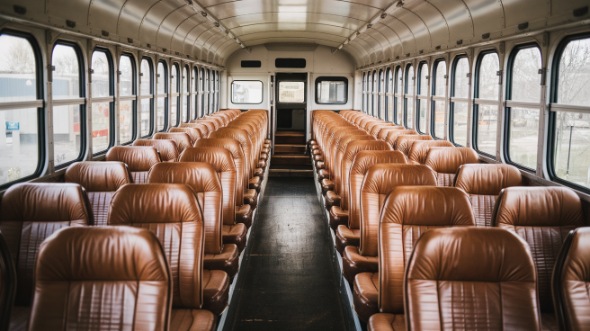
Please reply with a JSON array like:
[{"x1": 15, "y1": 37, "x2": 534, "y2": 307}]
[
  {"x1": 139, "y1": 58, "x2": 153, "y2": 136},
  {"x1": 378, "y1": 69, "x2": 384, "y2": 119},
  {"x1": 201, "y1": 68, "x2": 208, "y2": 115},
  {"x1": 394, "y1": 66, "x2": 403, "y2": 125},
  {"x1": 551, "y1": 36, "x2": 590, "y2": 190},
  {"x1": 404, "y1": 64, "x2": 414, "y2": 129},
  {"x1": 52, "y1": 43, "x2": 84, "y2": 167},
  {"x1": 119, "y1": 54, "x2": 135, "y2": 143},
  {"x1": 386, "y1": 67, "x2": 393, "y2": 122},
  {"x1": 170, "y1": 63, "x2": 179, "y2": 127},
  {"x1": 156, "y1": 61, "x2": 168, "y2": 131},
  {"x1": 507, "y1": 46, "x2": 542, "y2": 170},
  {"x1": 451, "y1": 56, "x2": 469, "y2": 146},
  {"x1": 182, "y1": 65, "x2": 189, "y2": 122},
  {"x1": 474, "y1": 51, "x2": 500, "y2": 157},
  {"x1": 0, "y1": 33, "x2": 41, "y2": 186},
  {"x1": 90, "y1": 49, "x2": 113, "y2": 152},
  {"x1": 432, "y1": 59, "x2": 447, "y2": 139},
  {"x1": 371, "y1": 71, "x2": 377, "y2": 116},
  {"x1": 417, "y1": 62, "x2": 428, "y2": 133},
  {"x1": 193, "y1": 67, "x2": 199, "y2": 120}
]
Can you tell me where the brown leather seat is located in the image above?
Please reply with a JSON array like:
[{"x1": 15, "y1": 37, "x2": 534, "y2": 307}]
[
  {"x1": 393, "y1": 135, "x2": 432, "y2": 155},
  {"x1": 181, "y1": 122, "x2": 210, "y2": 138},
  {"x1": 365, "y1": 186, "x2": 475, "y2": 329},
  {"x1": 108, "y1": 184, "x2": 228, "y2": 317},
  {"x1": 28, "y1": 226, "x2": 181, "y2": 331},
  {"x1": 454, "y1": 163, "x2": 522, "y2": 227},
  {"x1": 401, "y1": 227, "x2": 540, "y2": 331},
  {"x1": 407, "y1": 139, "x2": 454, "y2": 164},
  {"x1": 65, "y1": 161, "x2": 132, "y2": 226},
  {"x1": 133, "y1": 138, "x2": 179, "y2": 162},
  {"x1": 195, "y1": 138, "x2": 258, "y2": 213},
  {"x1": 179, "y1": 147, "x2": 242, "y2": 277},
  {"x1": 170, "y1": 126, "x2": 203, "y2": 145},
  {"x1": 424, "y1": 146, "x2": 479, "y2": 186},
  {"x1": 148, "y1": 162, "x2": 248, "y2": 251},
  {"x1": 0, "y1": 183, "x2": 92, "y2": 330},
  {"x1": 105, "y1": 146, "x2": 161, "y2": 183},
  {"x1": 333, "y1": 150, "x2": 406, "y2": 247},
  {"x1": 383, "y1": 129, "x2": 417, "y2": 149},
  {"x1": 0, "y1": 231, "x2": 16, "y2": 331},
  {"x1": 153, "y1": 132, "x2": 193, "y2": 154},
  {"x1": 493, "y1": 186, "x2": 585, "y2": 330},
  {"x1": 553, "y1": 227, "x2": 590, "y2": 331}
]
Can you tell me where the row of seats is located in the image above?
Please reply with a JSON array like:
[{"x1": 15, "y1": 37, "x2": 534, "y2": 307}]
[
  {"x1": 309, "y1": 110, "x2": 589, "y2": 330},
  {"x1": 0, "y1": 109, "x2": 271, "y2": 330}
]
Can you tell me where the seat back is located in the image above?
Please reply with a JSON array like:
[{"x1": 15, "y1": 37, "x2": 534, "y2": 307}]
[
  {"x1": 180, "y1": 147, "x2": 237, "y2": 228},
  {"x1": 0, "y1": 231, "x2": 15, "y2": 331},
  {"x1": 379, "y1": 186, "x2": 474, "y2": 313},
  {"x1": 407, "y1": 139, "x2": 454, "y2": 164},
  {"x1": 147, "y1": 162, "x2": 223, "y2": 254},
  {"x1": 493, "y1": 186, "x2": 584, "y2": 313},
  {"x1": 210, "y1": 128, "x2": 254, "y2": 178},
  {"x1": 0, "y1": 183, "x2": 92, "y2": 306},
  {"x1": 454, "y1": 164, "x2": 522, "y2": 227},
  {"x1": 553, "y1": 227, "x2": 590, "y2": 331},
  {"x1": 332, "y1": 133, "x2": 373, "y2": 188},
  {"x1": 347, "y1": 150, "x2": 406, "y2": 229},
  {"x1": 65, "y1": 161, "x2": 132, "y2": 226},
  {"x1": 106, "y1": 146, "x2": 161, "y2": 183},
  {"x1": 181, "y1": 122, "x2": 210, "y2": 138},
  {"x1": 360, "y1": 164, "x2": 436, "y2": 257},
  {"x1": 153, "y1": 132, "x2": 192, "y2": 154},
  {"x1": 29, "y1": 226, "x2": 172, "y2": 331},
  {"x1": 133, "y1": 139, "x2": 179, "y2": 162},
  {"x1": 384, "y1": 129, "x2": 417, "y2": 148},
  {"x1": 108, "y1": 184, "x2": 205, "y2": 309},
  {"x1": 405, "y1": 227, "x2": 540, "y2": 330},
  {"x1": 170, "y1": 127, "x2": 203, "y2": 145},
  {"x1": 424, "y1": 147, "x2": 479, "y2": 186},
  {"x1": 394, "y1": 135, "x2": 432, "y2": 155}
]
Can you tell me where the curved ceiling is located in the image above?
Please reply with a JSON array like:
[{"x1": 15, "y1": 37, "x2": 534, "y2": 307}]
[{"x1": 1, "y1": 0, "x2": 588, "y2": 68}]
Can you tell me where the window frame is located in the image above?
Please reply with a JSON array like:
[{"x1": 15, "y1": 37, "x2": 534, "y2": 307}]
[
  {"x1": 90, "y1": 47, "x2": 115, "y2": 154},
  {"x1": 169, "y1": 62, "x2": 180, "y2": 127},
  {"x1": 416, "y1": 61, "x2": 429, "y2": 133},
  {"x1": 449, "y1": 54, "x2": 470, "y2": 146},
  {"x1": 472, "y1": 49, "x2": 501, "y2": 158},
  {"x1": 118, "y1": 52, "x2": 137, "y2": 144},
  {"x1": 314, "y1": 76, "x2": 348, "y2": 105},
  {"x1": 231, "y1": 80, "x2": 264, "y2": 104},
  {"x1": 385, "y1": 67, "x2": 393, "y2": 122},
  {"x1": 431, "y1": 58, "x2": 447, "y2": 139},
  {"x1": 404, "y1": 63, "x2": 415, "y2": 129},
  {"x1": 139, "y1": 57, "x2": 154, "y2": 137}
]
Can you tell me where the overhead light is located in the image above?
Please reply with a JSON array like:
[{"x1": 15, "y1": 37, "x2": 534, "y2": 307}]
[
  {"x1": 396, "y1": 0, "x2": 404, "y2": 8},
  {"x1": 214, "y1": 22, "x2": 220, "y2": 27},
  {"x1": 338, "y1": 45, "x2": 343, "y2": 50},
  {"x1": 367, "y1": 23, "x2": 373, "y2": 29},
  {"x1": 240, "y1": 44, "x2": 245, "y2": 48},
  {"x1": 343, "y1": 39, "x2": 349, "y2": 45},
  {"x1": 201, "y1": 11, "x2": 207, "y2": 17},
  {"x1": 380, "y1": 12, "x2": 387, "y2": 19}
]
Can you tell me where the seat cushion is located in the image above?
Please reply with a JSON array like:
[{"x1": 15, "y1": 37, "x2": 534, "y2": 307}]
[
  {"x1": 171, "y1": 309, "x2": 216, "y2": 331},
  {"x1": 244, "y1": 189, "x2": 258, "y2": 209},
  {"x1": 235, "y1": 204, "x2": 253, "y2": 228},
  {"x1": 202, "y1": 269, "x2": 229, "y2": 315},
  {"x1": 368, "y1": 313, "x2": 405, "y2": 331},
  {"x1": 335, "y1": 225, "x2": 360, "y2": 254},
  {"x1": 223, "y1": 223, "x2": 248, "y2": 252},
  {"x1": 342, "y1": 245, "x2": 378, "y2": 284},
  {"x1": 204, "y1": 244, "x2": 240, "y2": 278},
  {"x1": 329, "y1": 206, "x2": 348, "y2": 230},
  {"x1": 324, "y1": 190, "x2": 341, "y2": 209},
  {"x1": 353, "y1": 272, "x2": 379, "y2": 323}
]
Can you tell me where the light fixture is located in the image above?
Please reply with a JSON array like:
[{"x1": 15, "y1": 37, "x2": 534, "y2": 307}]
[
  {"x1": 367, "y1": 23, "x2": 373, "y2": 29},
  {"x1": 201, "y1": 11, "x2": 207, "y2": 17},
  {"x1": 396, "y1": 0, "x2": 404, "y2": 8},
  {"x1": 380, "y1": 12, "x2": 387, "y2": 19}
]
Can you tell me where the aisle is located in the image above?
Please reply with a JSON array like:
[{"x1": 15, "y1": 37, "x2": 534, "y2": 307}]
[{"x1": 223, "y1": 177, "x2": 355, "y2": 331}]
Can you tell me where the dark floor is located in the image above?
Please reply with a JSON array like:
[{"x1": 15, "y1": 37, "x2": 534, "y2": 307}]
[{"x1": 223, "y1": 177, "x2": 355, "y2": 331}]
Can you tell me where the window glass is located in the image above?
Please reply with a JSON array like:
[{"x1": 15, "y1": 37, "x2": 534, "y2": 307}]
[
  {"x1": 52, "y1": 44, "x2": 80, "y2": 99},
  {"x1": 170, "y1": 64, "x2": 179, "y2": 126},
  {"x1": 139, "y1": 58, "x2": 153, "y2": 136},
  {"x1": 202, "y1": 68, "x2": 208, "y2": 115},
  {"x1": 157, "y1": 61, "x2": 167, "y2": 131},
  {"x1": 508, "y1": 46, "x2": 541, "y2": 169},
  {"x1": 394, "y1": 67, "x2": 403, "y2": 124},
  {"x1": 405, "y1": 65, "x2": 414, "y2": 128},
  {"x1": 316, "y1": 77, "x2": 347, "y2": 104},
  {"x1": 53, "y1": 104, "x2": 82, "y2": 166},
  {"x1": 475, "y1": 52, "x2": 500, "y2": 156},
  {"x1": 0, "y1": 35, "x2": 37, "y2": 103},
  {"x1": 182, "y1": 66, "x2": 189, "y2": 122},
  {"x1": 432, "y1": 60, "x2": 447, "y2": 138},
  {"x1": 232, "y1": 80, "x2": 263, "y2": 104},
  {"x1": 278, "y1": 81, "x2": 304, "y2": 103},
  {"x1": 193, "y1": 67, "x2": 199, "y2": 119},
  {"x1": 119, "y1": 55, "x2": 133, "y2": 97},
  {"x1": 386, "y1": 68, "x2": 393, "y2": 121},
  {"x1": 90, "y1": 50, "x2": 111, "y2": 152},
  {"x1": 451, "y1": 57, "x2": 469, "y2": 145},
  {"x1": 552, "y1": 37, "x2": 590, "y2": 189},
  {"x1": 417, "y1": 62, "x2": 428, "y2": 133}
]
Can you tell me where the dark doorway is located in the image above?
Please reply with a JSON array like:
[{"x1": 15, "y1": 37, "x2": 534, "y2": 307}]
[{"x1": 275, "y1": 73, "x2": 307, "y2": 131}]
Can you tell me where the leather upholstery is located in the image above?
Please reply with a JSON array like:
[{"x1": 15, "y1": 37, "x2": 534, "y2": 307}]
[
  {"x1": 407, "y1": 140, "x2": 454, "y2": 164},
  {"x1": 65, "y1": 161, "x2": 132, "y2": 226},
  {"x1": 378, "y1": 186, "x2": 475, "y2": 314},
  {"x1": 170, "y1": 127, "x2": 203, "y2": 145},
  {"x1": 133, "y1": 138, "x2": 179, "y2": 162},
  {"x1": 0, "y1": 231, "x2": 15, "y2": 331},
  {"x1": 107, "y1": 184, "x2": 229, "y2": 316},
  {"x1": 393, "y1": 135, "x2": 432, "y2": 155},
  {"x1": 384, "y1": 130, "x2": 417, "y2": 149},
  {"x1": 153, "y1": 132, "x2": 192, "y2": 154},
  {"x1": 181, "y1": 122, "x2": 210, "y2": 138},
  {"x1": 493, "y1": 186, "x2": 584, "y2": 314},
  {"x1": 424, "y1": 147, "x2": 479, "y2": 186},
  {"x1": 405, "y1": 227, "x2": 540, "y2": 331},
  {"x1": 553, "y1": 227, "x2": 590, "y2": 331},
  {"x1": 106, "y1": 146, "x2": 161, "y2": 183},
  {"x1": 0, "y1": 183, "x2": 92, "y2": 309},
  {"x1": 29, "y1": 226, "x2": 172, "y2": 331},
  {"x1": 454, "y1": 164, "x2": 522, "y2": 227},
  {"x1": 210, "y1": 128, "x2": 255, "y2": 179},
  {"x1": 368, "y1": 313, "x2": 405, "y2": 331}
]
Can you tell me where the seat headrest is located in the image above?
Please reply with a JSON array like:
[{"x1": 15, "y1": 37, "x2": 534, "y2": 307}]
[
  {"x1": 210, "y1": 128, "x2": 252, "y2": 147},
  {"x1": 454, "y1": 164, "x2": 522, "y2": 195},
  {"x1": 179, "y1": 147, "x2": 236, "y2": 173},
  {"x1": 381, "y1": 186, "x2": 475, "y2": 226},
  {"x1": 408, "y1": 227, "x2": 535, "y2": 282},
  {"x1": 108, "y1": 184, "x2": 201, "y2": 225},
  {"x1": 377, "y1": 127, "x2": 406, "y2": 141},
  {"x1": 169, "y1": 127, "x2": 203, "y2": 144},
  {"x1": 424, "y1": 147, "x2": 479, "y2": 173},
  {"x1": 133, "y1": 139, "x2": 179, "y2": 162},
  {"x1": 336, "y1": 134, "x2": 373, "y2": 153},
  {"x1": 362, "y1": 164, "x2": 437, "y2": 194},
  {"x1": 0, "y1": 183, "x2": 92, "y2": 224},
  {"x1": 195, "y1": 138, "x2": 244, "y2": 160},
  {"x1": 153, "y1": 132, "x2": 192, "y2": 152},
  {"x1": 148, "y1": 162, "x2": 221, "y2": 194},
  {"x1": 65, "y1": 161, "x2": 131, "y2": 191},
  {"x1": 493, "y1": 186, "x2": 584, "y2": 227},
  {"x1": 37, "y1": 226, "x2": 169, "y2": 281},
  {"x1": 408, "y1": 140, "x2": 454, "y2": 164},
  {"x1": 350, "y1": 150, "x2": 407, "y2": 175},
  {"x1": 105, "y1": 146, "x2": 160, "y2": 171},
  {"x1": 394, "y1": 135, "x2": 432, "y2": 151},
  {"x1": 344, "y1": 140, "x2": 391, "y2": 161}
]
